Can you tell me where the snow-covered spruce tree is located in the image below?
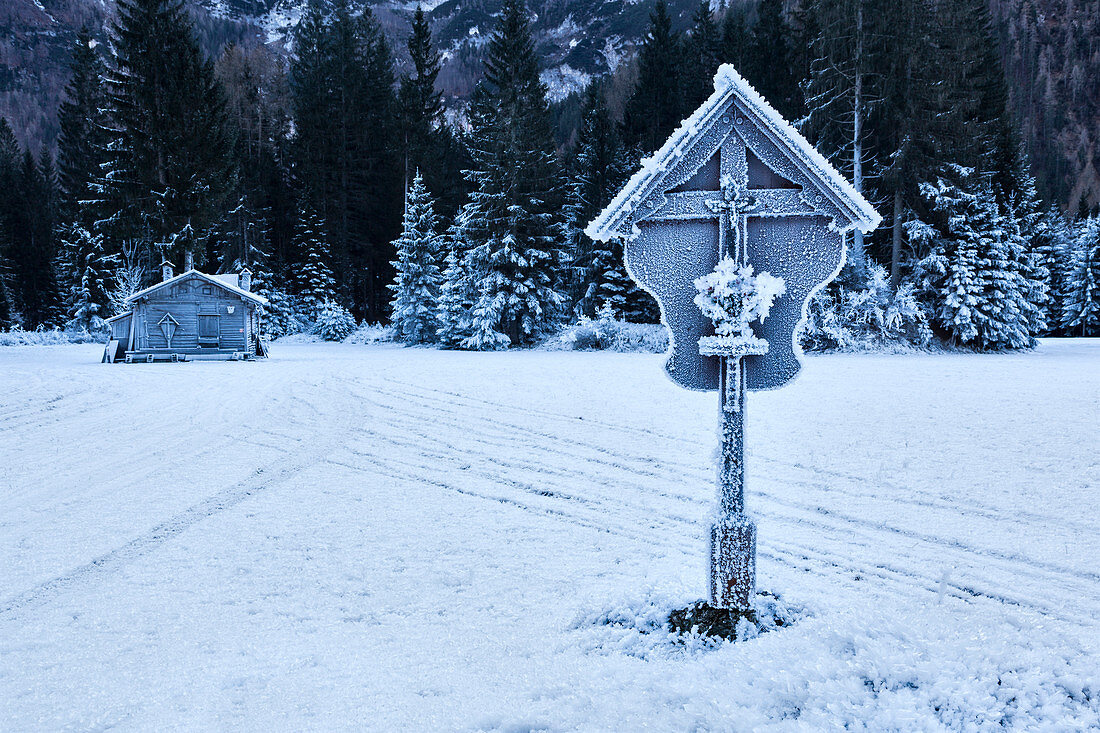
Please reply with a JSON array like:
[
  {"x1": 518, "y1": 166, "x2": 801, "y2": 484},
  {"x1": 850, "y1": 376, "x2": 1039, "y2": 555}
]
[
  {"x1": 1060, "y1": 215, "x2": 1100, "y2": 336},
  {"x1": 292, "y1": 199, "x2": 336, "y2": 316},
  {"x1": 316, "y1": 299, "x2": 357, "y2": 341},
  {"x1": 458, "y1": 0, "x2": 565, "y2": 349},
  {"x1": 1035, "y1": 209, "x2": 1074, "y2": 332},
  {"x1": 388, "y1": 173, "x2": 442, "y2": 344},
  {"x1": 583, "y1": 239, "x2": 634, "y2": 320},
  {"x1": 436, "y1": 217, "x2": 475, "y2": 347},
  {"x1": 463, "y1": 232, "x2": 519, "y2": 351},
  {"x1": 1004, "y1": 203, "x2": 1050, "y2": 340},
  {"x1": 909, "y1": 166, "x2": 1042, "y2": 349},
  {"x1": 994, "y1": 135, "x2": 1054, "y2": 336},
  {"x1": 257, "y1": 286, "x2": 302, "y2": 339},
  {"x1": 61, "y1": 224, "x2": 117, "y2": 331}
]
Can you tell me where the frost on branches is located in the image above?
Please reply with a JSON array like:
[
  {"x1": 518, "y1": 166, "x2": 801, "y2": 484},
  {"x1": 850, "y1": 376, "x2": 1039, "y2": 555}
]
[
  {"x1": 315, "y1": 300, "x2": 356, "y2": 341},
  {"x1": 909, "y1": 166, "x2": 1045, "y2": 350},
  {"x1": 694, "y1": 257, "x2": 785, "y2": 351},
  {"x1": 436, "y1": 246, "x2": 474, "y2": 348},
  {"x1": 1060, "y1": 214, "x2": 1100, "y2": 336},
  {"x1": 388, "y1": 173, "x2": 442, "y2": 345},
  {"x1": 293, "y1": 199, "x2": 336, "y2": 317},
  {"x1": 60, "y1": 224, "x2": 117, "y2": 332},
  {"x1": 801, "y1": 263, "x2": 932, "y2": 351}
]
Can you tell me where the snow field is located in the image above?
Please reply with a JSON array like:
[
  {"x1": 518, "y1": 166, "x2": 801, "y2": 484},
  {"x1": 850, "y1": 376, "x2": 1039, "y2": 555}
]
[{"x1": 1, "y1": 340, "x2": 1098, "y2": 730}]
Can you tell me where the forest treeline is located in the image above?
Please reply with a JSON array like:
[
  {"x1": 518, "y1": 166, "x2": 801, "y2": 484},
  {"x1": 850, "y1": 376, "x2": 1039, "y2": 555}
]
[{"x1": 0, "y1": 0, "x2": 1097, "y2": 349}]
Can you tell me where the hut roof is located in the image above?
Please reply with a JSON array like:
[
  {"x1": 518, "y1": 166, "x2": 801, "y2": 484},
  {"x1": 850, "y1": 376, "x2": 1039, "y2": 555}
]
[{"x1": 126, "y1": 269, "x2": 269, "y2": 306}]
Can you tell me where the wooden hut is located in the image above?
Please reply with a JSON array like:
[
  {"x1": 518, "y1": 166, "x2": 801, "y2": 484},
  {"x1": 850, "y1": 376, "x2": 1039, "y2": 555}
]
[{"x1": 104, "y1": 261, "x2": 269, "y2": 363}]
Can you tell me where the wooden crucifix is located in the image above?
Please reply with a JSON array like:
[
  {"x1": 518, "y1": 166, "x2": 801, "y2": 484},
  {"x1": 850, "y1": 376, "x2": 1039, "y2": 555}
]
[{"x1": 587, "y1": 65, "x2": 879, "y2": 612}]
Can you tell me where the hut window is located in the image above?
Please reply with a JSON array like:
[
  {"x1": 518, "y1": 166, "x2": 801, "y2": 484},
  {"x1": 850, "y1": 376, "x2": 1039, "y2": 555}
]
[{"x1": 202, "y1": 286, "x2": 213, "y2": 295}]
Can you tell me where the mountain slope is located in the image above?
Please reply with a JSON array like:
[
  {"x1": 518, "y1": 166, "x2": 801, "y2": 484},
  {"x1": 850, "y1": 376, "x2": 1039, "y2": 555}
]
[{"x1": 1, "y1": 0, "x2": 1095, "y2": 211}]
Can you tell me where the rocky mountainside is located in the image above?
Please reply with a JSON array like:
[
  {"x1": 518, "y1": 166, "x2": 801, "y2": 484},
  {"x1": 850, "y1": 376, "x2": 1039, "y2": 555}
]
[
  {"x1": 1, "y1": 0, "x2": 1096, "y2": 211},
  {"x1": 0, "y1": 0, "x2": 704, "y2": 150}
]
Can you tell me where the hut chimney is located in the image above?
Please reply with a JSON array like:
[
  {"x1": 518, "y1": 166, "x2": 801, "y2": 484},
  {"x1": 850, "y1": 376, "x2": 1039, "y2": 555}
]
[
  {"x1": 161, "y1": 259, "x2": 175, "y2": 282},
  {"x1": 240, "y1": 267, "x2": 252, "y2": 292},
  {"x1": 183, "y1": 250, "x2": 194, "y2": 272}
]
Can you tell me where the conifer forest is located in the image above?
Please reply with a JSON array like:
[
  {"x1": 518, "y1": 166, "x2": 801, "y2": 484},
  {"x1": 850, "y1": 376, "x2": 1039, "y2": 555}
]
[{"x1": 1, "y1": 0, "x2": 1098, "y2": 348}]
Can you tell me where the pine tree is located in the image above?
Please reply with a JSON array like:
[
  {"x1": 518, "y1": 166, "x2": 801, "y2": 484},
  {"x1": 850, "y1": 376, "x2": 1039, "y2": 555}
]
[
  {"x1": 800, "y1": 0, "x2": 881, "y2": 279},
  {"x1": 39, "y1": 148, "x2": 64, "y2": 326},
  {"x1": 870, "y1": 0, "x2": 939, "y2": 289},
  {"x1": 1003, "y1": 167, "x2": 1054, "y2": 334},
  {"x1": 912, "y1": 167, "x2": 1041, "y2": 349},
  {"x1": 0, "y1": 252, "x2": 13, "y2": 329},
  {"x1": 1035, "y1": 209, "x2": 1074, "y2": 331},
  {"x1": 57, "y1": 27, "x2": 108, "y2": 226},
  {"x1": 8, "y1": 149, "x2": 62, "y2": 329},
  {"x1": 874, "y1": 0, "x2": 1042, "y2": 294},
  {"x1": 622, "y1": 0, "x2": 684, "y2": 155},
  {"x1": 388, "y1": 173, "x2": 442, "y2": 344},
  {"x1": 0, "y1": 119, "x2": 20, "y2": 327},
  {"x1": 398, "y1": 6, "x2": 466, "y2": 216},
  {"x1": 720, "y1": 4, "x2": 750, "y2": 71},
  {"x1": 399, "y1": 8, "x2": 443, "y2": 152},
  {"x1": 459, "y1": 0, "x2": 565, "y2": 349},
  {"x1": 61, "y1": 224, "x2": 118, "y2": 330},
  {"x1": 215, "y1": 43, "x2": 293, "y2": 279},
  {"x1": 436, "y1": 227, "x2": 474, "y2": 348},
  {"x1": 744, "y1": 0, "x2": 803, "y2": 121},
  {"x1": 99, "y1": 0, "x2": 235, "y2": 266},
  {"x1": 1060, "y1": 215, "x2": 1100, "y2": 335},
  {"x1": 291, "y1": 0, "x2": 401, "y2": 320},
  {"x1": 925, "y1": 0, "x2": 1009, "y2": 178},
  {"x1": 293, "y1": 199, "x2": 335, "y2": 314},
  {"x1": 315, "y1": 299, "x2": 356, "y2": 340},
  {"x1": 684, "y1": 2, "x2": 722, "y2": 111},
  {"x1": 563, "y1": 82, "x2": 650, "y2": 320},
  {"x1": 585, "y1": 238, "x2": 636, "y2": 319}
]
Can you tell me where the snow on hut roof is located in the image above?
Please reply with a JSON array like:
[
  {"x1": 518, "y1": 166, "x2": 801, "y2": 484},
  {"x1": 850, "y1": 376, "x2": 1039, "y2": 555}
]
[
  {"x1": 126, "y1": 269, "x2": 269, "y2": 306},
  {"x1": 586, "y1": 64, "x2": 881, "y2": 242},
  {"x1": 213, "y1": 273, "x2": 240, "y2": 288},
  {"x1": 104, "y1": 312, "x2": 131, "y2": 323}
]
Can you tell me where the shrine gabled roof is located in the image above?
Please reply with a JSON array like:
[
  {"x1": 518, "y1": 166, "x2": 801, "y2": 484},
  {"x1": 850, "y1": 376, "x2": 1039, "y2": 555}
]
[
  {"x1": 586, "y1": 64, "x2": 881, "y2": 242},
  {"x1": 126, "y1": 269, "x2": 269, "y2": 306}
]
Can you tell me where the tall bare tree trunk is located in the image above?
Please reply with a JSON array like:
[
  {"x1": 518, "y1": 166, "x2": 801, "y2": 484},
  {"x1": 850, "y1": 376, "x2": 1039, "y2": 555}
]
[
  {"x1": 891, "y1": 187, "x2": 903, "y2": 291},
  {"x1": 851, "y1": 1, "x2": 865, "y2": 279}
]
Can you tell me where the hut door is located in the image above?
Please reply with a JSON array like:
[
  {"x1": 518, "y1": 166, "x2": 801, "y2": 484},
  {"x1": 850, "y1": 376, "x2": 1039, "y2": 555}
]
[{"x1": 198, "y1": 315, "x2": 220, "y2": 347}]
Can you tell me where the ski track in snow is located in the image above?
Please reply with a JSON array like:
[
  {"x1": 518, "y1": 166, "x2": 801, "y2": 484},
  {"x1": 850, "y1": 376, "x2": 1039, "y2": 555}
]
[
  {"x1": 338, "y1": 376, "x2": 1100, "y2": 625},
  {"x1": 0, "y1": 340, "x2": 1097, "y2": 729}
]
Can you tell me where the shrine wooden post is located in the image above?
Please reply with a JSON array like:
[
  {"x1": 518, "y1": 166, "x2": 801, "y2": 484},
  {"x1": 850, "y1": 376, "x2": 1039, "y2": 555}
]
[{"x1": 587, "y1": 65, "x2": 880, "y2": 611}]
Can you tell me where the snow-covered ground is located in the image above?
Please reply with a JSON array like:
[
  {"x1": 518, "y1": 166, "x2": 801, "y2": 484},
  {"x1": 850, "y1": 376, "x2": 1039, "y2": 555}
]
[{"x1": 1, "y1": 340, "x2": 1098, "y2": 730}]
